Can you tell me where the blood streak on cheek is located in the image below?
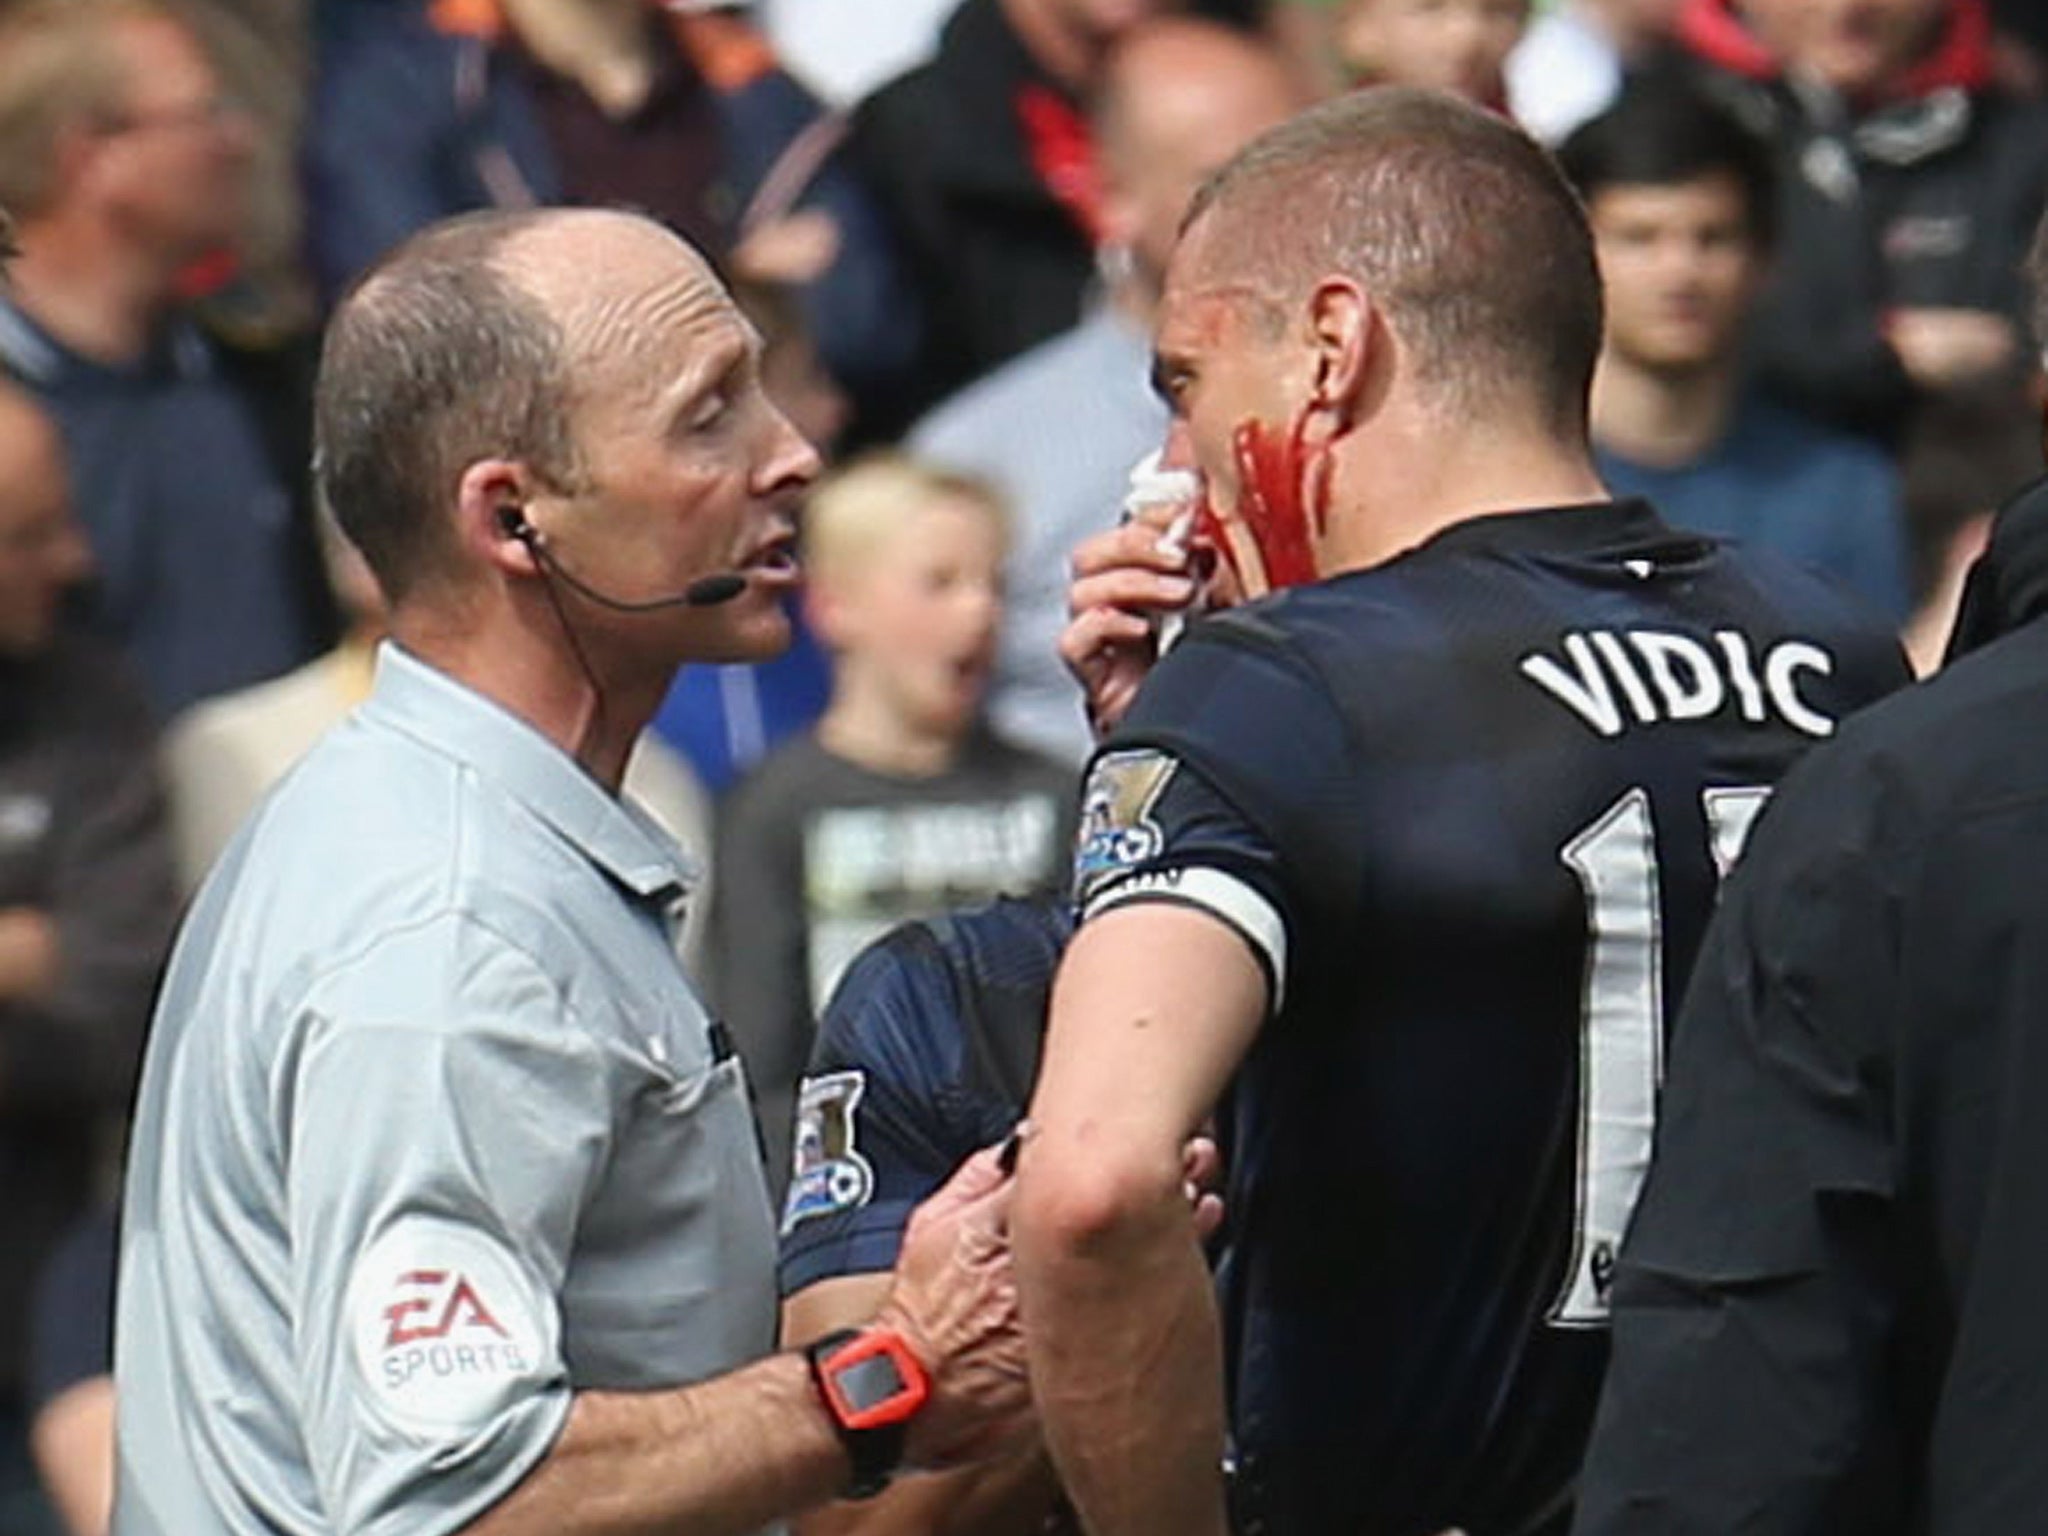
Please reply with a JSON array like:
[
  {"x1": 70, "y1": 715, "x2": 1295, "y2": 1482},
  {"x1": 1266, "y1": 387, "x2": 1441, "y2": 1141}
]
[
  {"x1": 1206, "y1": 406, "x2": 1333, "y2": 594},
  {"x1": 1192, "y1": 493, "x2": 1239, "y2": 591}
]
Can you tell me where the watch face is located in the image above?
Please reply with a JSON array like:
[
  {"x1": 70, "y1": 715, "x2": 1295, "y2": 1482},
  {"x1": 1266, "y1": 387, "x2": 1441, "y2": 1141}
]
[{"x1": 833, "y1": 1350, "x2": 908, "y2": 1415}]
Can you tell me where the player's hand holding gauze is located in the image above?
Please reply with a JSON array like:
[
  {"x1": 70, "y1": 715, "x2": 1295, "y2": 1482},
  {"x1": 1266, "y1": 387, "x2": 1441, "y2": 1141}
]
[{"x1": 1062, "y1": 511, "x2": 1201, "y2": 739}]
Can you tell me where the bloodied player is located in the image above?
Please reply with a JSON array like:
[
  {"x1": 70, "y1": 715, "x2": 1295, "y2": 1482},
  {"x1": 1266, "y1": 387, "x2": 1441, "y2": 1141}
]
[{"x1": 1009, "y1": 90, "x2": 1912, "y2": 1536}]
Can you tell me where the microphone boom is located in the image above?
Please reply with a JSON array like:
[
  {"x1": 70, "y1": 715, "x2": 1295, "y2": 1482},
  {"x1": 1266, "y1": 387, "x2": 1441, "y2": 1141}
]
[{"x1": 528, "y1": 536, "x2": 751, "y2": 611}]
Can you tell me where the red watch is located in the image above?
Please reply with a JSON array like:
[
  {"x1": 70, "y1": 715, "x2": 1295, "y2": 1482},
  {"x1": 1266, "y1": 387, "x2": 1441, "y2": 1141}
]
[{"x1": 805, "y1": 1327, "x2": 931, "y2": 1498}]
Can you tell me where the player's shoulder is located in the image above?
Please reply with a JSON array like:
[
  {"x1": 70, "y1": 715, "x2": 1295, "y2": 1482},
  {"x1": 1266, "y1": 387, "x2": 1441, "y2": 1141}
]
[
  {"x1": 812, "y1": 918, "x2": 963, "y2": 1077},
  {"x1": 1712, "y1": 622, "x2": 2047, "y2": 931},
  {"x1": 927, "y1": 894, "x2": 1075, "y2": 987},
  {"x1": 1118, "y1": 603, "x2": 1358, "y2": 777},
  {"x1": 789, "y1": 897, "x2": 1068, "y2": 1253},
  {"x1": 813, "y1": 896, "x2": 1071, "y2": 1084},
  {"x1": 1708, "y1": 530, "x2": 1900, "y2": 637}
]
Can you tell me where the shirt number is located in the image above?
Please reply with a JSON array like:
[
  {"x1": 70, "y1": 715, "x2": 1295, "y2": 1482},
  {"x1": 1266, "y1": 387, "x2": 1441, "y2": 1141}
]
[{"x1": 1548, "y1": 785, "x2": 1770, "y2": 1326}]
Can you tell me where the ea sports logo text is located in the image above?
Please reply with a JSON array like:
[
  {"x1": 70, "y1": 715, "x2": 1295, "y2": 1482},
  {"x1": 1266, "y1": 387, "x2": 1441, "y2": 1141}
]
[
  {"x1": 348, "y1": 1220, "x2": 552, "y2": 1431},
  {"x1": 382, "y1": 1269, "x2": 511, "y2": 1348}
]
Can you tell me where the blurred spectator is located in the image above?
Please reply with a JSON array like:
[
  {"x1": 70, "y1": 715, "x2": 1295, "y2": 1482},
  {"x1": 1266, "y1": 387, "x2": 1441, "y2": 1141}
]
[
  {"x1": 913, "y1": 17, "x2": 1302, "y2": 762},
  {"x1": 1945, "y1": 460, "x2": 2048, "y2": 657},
  {"x1": 649, "y1": 279, "x2": 847, "y2": 793},
  {"x1": 1898, "y1": 380, "x2": 2043, "y2": 672},
  {"x1": 759, "y1": 0, "x2": 967, "y2": 105},
  {"x1": 1562, "y1": 83, "x2": 1912, "y2": 618},
  {"x1": 843, "y1": 0, "x2": 1189, "y2": 431},
  {"x1": 1666, "y1": 0, "x2": 2048, "y2": 440},
  {"x1": 0, "y1": 0, "x2": 330, "y2": 719},
  {"x1": 306, "y1": 0, "x2": 915, "y2": 403},
  {"x1": 0, "y1": 379, "x2": 174, "y2": 1536},
  {"x1": 163, "y1": 508, "x2": 717, "y2": 967},
  {"x1": 713, "y1": 456, "x2": 1074, "y2": 1194},
  {"x1": 180, "y1": 0, "x2": 316, "y2": 336},
  {"x1": 1507, "y1": 0, "x2": 1683, "y2": 141},
  {"x1": 26, "y1": 1210, "x2": 113, "y2": 1536},
  {"x1": 1987, "y1": 0, "x2": 2045, "y2": 92},
  {"x1": 1335, "y1": 0, "x2": 1527, "y2": 104},
  {"x1": 763, "y1": 0, "x2": 1295, "y2": 103}
]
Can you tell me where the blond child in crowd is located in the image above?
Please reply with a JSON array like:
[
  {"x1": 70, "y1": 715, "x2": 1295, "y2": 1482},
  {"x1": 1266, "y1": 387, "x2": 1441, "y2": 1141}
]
[{"x1": 712, "y1": 455, "x2": 1075, "y2": 1196}]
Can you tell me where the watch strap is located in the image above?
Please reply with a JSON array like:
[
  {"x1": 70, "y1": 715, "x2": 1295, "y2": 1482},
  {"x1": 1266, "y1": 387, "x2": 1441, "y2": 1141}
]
[{"x1": 805, "y1": 1328, "x2": 910, "y2": 1499}]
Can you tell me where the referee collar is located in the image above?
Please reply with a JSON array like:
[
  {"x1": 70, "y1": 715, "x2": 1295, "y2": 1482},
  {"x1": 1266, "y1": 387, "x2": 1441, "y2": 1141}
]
[
  {"x1": 1413, "y1": 497, "x2": 1688, "y2": 562},
  {"x1": 361, "y1": 642, "x2": 700, "y2": 904}
]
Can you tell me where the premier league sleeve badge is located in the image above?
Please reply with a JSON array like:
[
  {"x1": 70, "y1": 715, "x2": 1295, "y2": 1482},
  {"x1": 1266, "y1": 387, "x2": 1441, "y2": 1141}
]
[{"x1": 781, "y1": 1070, "x2": 877, "y2": 1236}]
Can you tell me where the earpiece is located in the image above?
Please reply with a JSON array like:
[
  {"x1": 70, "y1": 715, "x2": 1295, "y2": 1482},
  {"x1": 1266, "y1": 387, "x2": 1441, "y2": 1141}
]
[{"x1": 497, "y1": 506, "x2": 533, "y2": 542}]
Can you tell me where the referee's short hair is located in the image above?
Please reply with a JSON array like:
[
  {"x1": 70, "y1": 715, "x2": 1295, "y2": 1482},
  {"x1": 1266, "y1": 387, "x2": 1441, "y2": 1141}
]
[{"x1": 313, "y1": 210, "x2": 581, "y2": 604}]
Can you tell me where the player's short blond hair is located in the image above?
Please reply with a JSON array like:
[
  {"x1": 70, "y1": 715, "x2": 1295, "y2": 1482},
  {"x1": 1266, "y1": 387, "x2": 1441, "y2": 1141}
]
[
  {"x1": 802, "y1": 453, "x2": 1009, "y2": 595},
  {"x1": 0, "y1": 0, "x2": 167, "y2": 218}
]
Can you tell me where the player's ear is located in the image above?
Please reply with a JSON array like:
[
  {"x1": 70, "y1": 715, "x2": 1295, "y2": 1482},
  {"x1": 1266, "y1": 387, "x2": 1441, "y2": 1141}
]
[{"x1": 1303, "y1": 277, "x2": 1374, "y2": 439}]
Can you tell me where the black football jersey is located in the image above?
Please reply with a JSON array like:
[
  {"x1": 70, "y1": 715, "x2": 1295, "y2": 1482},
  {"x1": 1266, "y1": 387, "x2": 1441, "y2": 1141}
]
[
  {"x1": 778, "y1": 896, "x2": 1073, "y2": 1295},
  {"x1": 1073, "y1": 500, "x2": 1910, "y2": 1536}
]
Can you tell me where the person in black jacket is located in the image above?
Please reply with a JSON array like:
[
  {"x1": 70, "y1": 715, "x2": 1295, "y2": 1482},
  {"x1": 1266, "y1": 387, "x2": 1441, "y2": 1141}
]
[
  {"x1": 1573, "y1": 214, "x2": 2048, "y2": 1536},
  {"x1": 0, "y1": 379, "x2": 175, "y2": 1536},
  {"x1": 842, "y1": 0, "x2": 1187, "y2": 432},
  {"x1": 1665, "y1": 0, "x2": 2048, "y2": 442}
]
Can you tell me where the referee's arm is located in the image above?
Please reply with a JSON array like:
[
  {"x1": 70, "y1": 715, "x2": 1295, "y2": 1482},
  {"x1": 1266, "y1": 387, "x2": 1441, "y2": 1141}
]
[
  {"x1": 462, "y1": 1352, "x2": 858, "y2": 1536},
  {"x1": 468, "y1": 1144, "x2": 1028, "y2": 1536}
]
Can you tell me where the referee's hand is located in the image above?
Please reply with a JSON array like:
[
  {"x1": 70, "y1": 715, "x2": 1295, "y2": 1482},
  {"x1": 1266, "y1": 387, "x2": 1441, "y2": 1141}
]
[{"x1": 873, "y1": 1143, "x2": 1033, "y2": 1472}]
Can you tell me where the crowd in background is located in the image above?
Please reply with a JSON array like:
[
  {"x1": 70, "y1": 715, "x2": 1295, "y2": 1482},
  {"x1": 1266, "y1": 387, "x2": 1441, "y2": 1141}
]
[{"x1": 0, "y1": 0, "x2": 2044, "y2": 1530}]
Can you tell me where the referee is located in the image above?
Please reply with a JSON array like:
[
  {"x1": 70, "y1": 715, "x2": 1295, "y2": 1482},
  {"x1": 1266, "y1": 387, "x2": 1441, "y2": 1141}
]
[{"x1": 113, "y1": 209, "x2": 1030, "y2": 1536}]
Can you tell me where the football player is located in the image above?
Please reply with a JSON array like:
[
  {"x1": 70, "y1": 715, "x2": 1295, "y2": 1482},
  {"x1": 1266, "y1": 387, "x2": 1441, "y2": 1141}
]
[{"x1": 1012, "y1": 88, "x2": 1912, "y2": 1536}]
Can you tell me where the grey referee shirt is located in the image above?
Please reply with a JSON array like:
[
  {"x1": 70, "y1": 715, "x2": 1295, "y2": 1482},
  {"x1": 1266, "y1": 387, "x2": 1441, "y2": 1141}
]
[{"x1": 114, "y1": 644, "x2": 779, "y2": 1536}]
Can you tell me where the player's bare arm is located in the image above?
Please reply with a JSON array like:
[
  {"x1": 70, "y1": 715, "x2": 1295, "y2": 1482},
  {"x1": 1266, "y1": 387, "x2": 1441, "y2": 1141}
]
[
  {"x1": 1013, "y1": 903, "x2": 1265, "y2": 1536},
  {"x1": 466, "y1": 1147, "x2": 1031, "y2": 1535}
]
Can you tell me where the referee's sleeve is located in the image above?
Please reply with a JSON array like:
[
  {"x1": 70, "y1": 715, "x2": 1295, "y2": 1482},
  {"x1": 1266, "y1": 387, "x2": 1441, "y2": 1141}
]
[
  {"x1": 285, "y1": 913, "x2": 607, "y2": 1536},
  {"x1": 1573, "y1": 746, "x2": 1906, "y2": 1534}
]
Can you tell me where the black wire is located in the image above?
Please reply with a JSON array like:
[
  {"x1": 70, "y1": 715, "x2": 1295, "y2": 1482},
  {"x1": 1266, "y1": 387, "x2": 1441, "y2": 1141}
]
[{"x1": 530, "y1": 555, "x2": 609, "y2": 772}]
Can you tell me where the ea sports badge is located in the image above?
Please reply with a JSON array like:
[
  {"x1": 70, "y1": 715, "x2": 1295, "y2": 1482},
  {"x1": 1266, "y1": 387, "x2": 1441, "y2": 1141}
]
[
  {"x1": 782, "y1": 1070, "x2": 876, "y2": 1235},
  {"x1": 346, "y1": 1216, "x2": 555, "y2": 1434}
]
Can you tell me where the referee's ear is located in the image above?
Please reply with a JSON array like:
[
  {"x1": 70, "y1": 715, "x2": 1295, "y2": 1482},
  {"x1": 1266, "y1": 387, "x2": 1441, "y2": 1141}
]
[{"x1": 1303, "y1": 275, "x2": 1375, "y2": 439}]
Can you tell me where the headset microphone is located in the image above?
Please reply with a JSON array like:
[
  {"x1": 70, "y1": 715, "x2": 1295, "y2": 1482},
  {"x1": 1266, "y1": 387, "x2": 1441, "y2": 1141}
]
[
  {"x1": 673, "y1": 572, "x2": 749, "y2": 606},
  {"x1": 500, "y1": 509, "x2": 750, "y2": 609}
]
